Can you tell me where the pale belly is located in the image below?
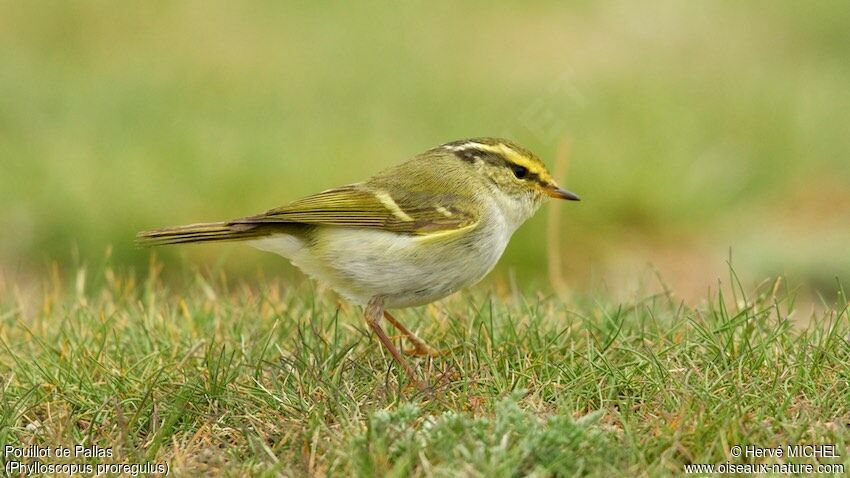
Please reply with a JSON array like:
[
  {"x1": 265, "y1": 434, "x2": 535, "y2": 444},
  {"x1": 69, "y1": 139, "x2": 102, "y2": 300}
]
[{"x1": 249, "y1": 223, "x2": 511, "y2": 308}]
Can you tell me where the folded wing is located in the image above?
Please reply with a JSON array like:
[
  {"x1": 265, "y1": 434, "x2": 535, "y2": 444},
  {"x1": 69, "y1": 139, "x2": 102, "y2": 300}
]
[{"x1": 232, "y1": 184, "x2": 478, "y2": 235}]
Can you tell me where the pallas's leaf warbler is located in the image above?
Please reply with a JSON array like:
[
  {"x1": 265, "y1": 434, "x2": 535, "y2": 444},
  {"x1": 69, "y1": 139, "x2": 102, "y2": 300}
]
[{"x1": 138, "y1": 138, "x2": 580, "y2": 389}]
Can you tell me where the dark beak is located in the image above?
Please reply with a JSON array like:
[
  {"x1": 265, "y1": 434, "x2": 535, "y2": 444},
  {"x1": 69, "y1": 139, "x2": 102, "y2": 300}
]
[{"x1": 544, "y1": 185, "x2": 581, "y2": 201}]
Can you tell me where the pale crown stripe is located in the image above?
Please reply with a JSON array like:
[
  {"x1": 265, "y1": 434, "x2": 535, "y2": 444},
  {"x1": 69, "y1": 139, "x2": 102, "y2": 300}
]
[
  {"x1": 444, "y1": 142, "x2": 523, "y2": 164},
  {"x1": 444, "y1": 142, "x2": 487, "y2": 152}
]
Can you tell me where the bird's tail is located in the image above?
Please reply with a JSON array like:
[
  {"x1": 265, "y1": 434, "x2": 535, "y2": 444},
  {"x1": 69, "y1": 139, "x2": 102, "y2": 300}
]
[{"x1": 136, "y1": 221, "x2": 273, "y2": 247}]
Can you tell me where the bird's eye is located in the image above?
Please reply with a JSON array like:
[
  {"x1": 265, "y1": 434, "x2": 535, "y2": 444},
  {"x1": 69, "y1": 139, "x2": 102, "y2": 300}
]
[{"x1": 511, "y1": 165, "x2": 529, "y2": 179}]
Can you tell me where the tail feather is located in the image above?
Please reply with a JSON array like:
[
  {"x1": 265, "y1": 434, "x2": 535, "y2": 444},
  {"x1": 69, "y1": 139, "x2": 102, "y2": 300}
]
[{"x1": 136, "y1": 221, "x2": 272, "y2": 247}]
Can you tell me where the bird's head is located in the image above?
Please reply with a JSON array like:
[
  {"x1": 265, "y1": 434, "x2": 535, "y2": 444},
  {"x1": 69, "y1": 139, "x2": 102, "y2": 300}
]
[{"x1": 442, "y1": 137, "x2": 580, "y2": 223}]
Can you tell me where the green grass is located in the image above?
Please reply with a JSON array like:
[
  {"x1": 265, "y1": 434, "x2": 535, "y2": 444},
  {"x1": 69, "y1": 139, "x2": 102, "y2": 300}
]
[
  {"x1": 3, "y1": 3, "x2": 849, "y2": 473},
  {"x1": 1, "y1": 265, "x2": 848, "y2": 476}
]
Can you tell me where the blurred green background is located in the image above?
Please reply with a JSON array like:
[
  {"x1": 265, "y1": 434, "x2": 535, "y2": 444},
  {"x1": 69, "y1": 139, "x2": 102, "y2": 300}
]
[{"x1": 2, "y1": 1, "x2": 849, "y2": 299}]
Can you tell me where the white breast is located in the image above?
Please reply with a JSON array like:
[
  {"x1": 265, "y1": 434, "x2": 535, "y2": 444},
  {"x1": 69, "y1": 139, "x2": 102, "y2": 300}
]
[{"x1": 248, "y1": 203, "x2": 515, "y2": 308}]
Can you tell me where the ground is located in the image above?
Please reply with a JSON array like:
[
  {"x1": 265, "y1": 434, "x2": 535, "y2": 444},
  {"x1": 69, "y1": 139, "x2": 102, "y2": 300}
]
[{"x1": 1, "y1": 266, "x2": 848, "y2": 476}]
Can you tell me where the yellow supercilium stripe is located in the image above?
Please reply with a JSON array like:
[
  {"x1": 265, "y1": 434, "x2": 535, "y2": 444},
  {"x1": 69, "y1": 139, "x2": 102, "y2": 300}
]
[{"x1": 451, "y1": 142, "x2": 535, "y2": 170}]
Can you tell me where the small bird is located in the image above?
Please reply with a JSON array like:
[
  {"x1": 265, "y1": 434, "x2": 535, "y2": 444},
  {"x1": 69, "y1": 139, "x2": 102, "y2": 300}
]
[{"x1": 137, "y1": 138, "x2": 579, "y2": 388}]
